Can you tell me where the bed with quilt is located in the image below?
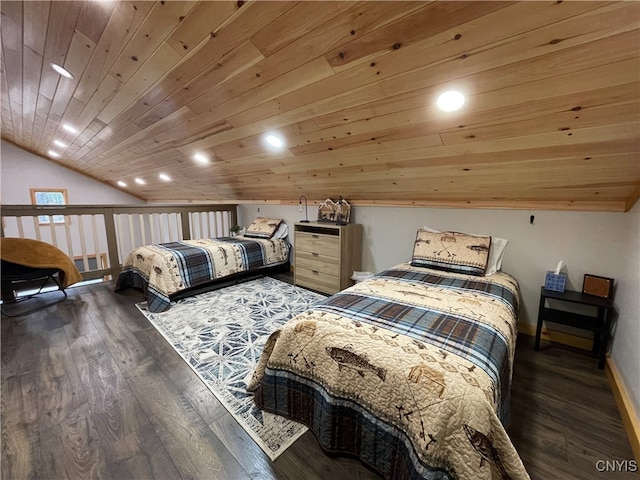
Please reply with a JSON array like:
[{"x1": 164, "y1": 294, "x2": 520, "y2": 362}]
[
  {"x1": 115, "y1": 218, "x2": 289, "y2": 312},
  {"x1": 248, "y1": 228, "x2": 529, "y2": 480}
]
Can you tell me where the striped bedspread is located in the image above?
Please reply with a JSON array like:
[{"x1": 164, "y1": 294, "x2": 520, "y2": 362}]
[
  {"x1": 248, "y1": 263, "x2": 529, "y2": 480},
  {"x1": 116, "y1": 236, "x2": 288, "y2": 312}
]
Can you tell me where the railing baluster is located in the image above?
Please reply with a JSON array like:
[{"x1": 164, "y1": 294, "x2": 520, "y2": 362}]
[
  {"x1": 150, "y1": 213, "x2": 157, "y2": 244},
  {"x1": 138, "y1": 214, "x2": 145, "y2": 246},
  {"x1": 33, "y1": 217, "x2": 41, "y2": 241},
  {"x1": 65, "y1": 215, "x2": 75, "y2": 261},
  {"x1": 49, "y1": 217, "x2": 58, "y2": 248},
  {"x1": 128, "y1": 214, "x2": 135, "y2": 250},
  {"x1": 78, "y1": 215, "x2": 90, "y2": 272},
  {"x1": 116, "y1": 214, "x2": 126, "y2": 264},
  {"x1": 91, "y1": 214, "x2": 101, "y2": 267},
  {"x1": 169, "y1": 213, "x2": 176, "y2": 242},
  {"x1": 103, "y1": 207, "x2": 119, "y2": 279},
  {"x1": 202, "y1": 212, "x2": 208, "y2": 239},
  {"x1": 17, "y1": 217, "x2": 25, "y2": 238},
  {"x1": 159, "y1": 213, "x2": 166, "y2": 243}
]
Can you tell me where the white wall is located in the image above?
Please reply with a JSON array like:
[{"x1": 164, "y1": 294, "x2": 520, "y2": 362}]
[
  {"x1": 1, "y1": 140, "x2": 142, "y2": 205},
  {"x1": 611, "y1": 203, "x2": 640, "y2": 415},
  {"x1": 238, "y1": 201, "x2": 640, "y2": 415},
  {"x1": 1, "y1": 140, "x2": 145, "y2": 262}
]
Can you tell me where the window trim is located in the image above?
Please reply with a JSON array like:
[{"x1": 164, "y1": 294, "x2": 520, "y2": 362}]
[{"x1": 30, "y1": 188, "x2": 69, "y2": 225}]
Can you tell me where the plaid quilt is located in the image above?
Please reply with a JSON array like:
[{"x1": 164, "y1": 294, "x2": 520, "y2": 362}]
[
  {"x1": 216, "y1": 237, "x2": 269, "y2": 270},
  {"x1": 116, "y1": 236, "x2": 288, "y2": 312},
  {"x1": 315, "y1": 268, "x2": 517, "y2": 423},
  {"x1": 249, "y1": 262, "x2": 529, "y2": 480},
  {"x1": 156, "y1": 242, "x2": 214, "y2": 288}
]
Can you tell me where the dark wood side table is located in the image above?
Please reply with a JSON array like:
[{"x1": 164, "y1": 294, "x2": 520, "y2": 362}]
[{"x1": 535, "y1": 287, "x2": 613, "y2": 369}]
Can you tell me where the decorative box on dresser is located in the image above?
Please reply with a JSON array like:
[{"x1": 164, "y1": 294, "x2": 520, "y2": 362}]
[{"x1": 294, "y1": 222, "x2": 363, "y2": 295}]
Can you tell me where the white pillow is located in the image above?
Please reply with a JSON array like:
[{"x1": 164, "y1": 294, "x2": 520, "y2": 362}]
[
  {"x1": 272, "y1": 222, "x2": 289, "y2": 239},
  {"x1": 422, "y1": 226, "x2": 507, "y2": 275}
]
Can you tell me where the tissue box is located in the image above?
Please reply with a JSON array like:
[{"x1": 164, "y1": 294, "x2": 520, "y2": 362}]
[{"x1": 545, "y1": 272, "x2": 567, "y2": 292}]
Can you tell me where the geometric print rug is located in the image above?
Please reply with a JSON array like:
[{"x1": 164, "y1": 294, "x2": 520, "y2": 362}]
[{"x1": 136, "y1": 276, "x2": 325, "y2": 460}]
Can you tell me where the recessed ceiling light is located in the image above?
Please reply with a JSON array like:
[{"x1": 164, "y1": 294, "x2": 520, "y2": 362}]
[
  {"x1": 134, "y1": 177, "x2": 145, "y2": 185},
  {"x1": 436, "y1": 90, "x2": 466, "y2": 112},
  {"x1": 51, "y1": 63, "x2": 73, "y2": 79},
  {"x1": 117, "y1": 181, "x2": 127, "y2": 188},
  {"x1": 159, "y1": 173, "x2": 172, "y2": 182},
  {"x1": 264, "y1": 133, "x2": 285, "y2": 149},
  {"x1": 48, "y1": 150, "x2": 60, "y2": 158},
  {"x1": 193, "y1": 153, "x2": 209, "y2": 164},
  {"x1": 62, "y1": 124, "x2": 78, "y2": 134},
  {"x1": 53, "y1": 139, "x2": 67, "y2": 148}
]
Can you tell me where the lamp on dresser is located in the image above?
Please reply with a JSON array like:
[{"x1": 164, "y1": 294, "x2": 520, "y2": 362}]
[{"x1": 298, "y1": 196, "x2": 310, "y2": 223}]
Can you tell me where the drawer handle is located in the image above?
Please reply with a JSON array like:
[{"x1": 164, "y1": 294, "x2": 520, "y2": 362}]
[
  {"x1": 312, "y1": 270, "x2": 319, "y2": 274},
  {"x1": 312, "y1": 252, "x2": 319, "y2": 256},
  {"x1": 311, "y1": 234, "x2": 319, "y2": 238}
]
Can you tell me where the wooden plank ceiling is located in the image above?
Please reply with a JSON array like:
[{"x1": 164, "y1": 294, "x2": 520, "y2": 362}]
[{"x1": 1, "y1": 1, "x2": 639, "y2": 211}]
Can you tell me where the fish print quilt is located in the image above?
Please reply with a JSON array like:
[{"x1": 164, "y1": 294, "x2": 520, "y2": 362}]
[
  {"x1": 248, "y1": 262, "x2": 530, "y2": 480},
  {"x1": 116, "y1": 236, "x2": 288, "y2": 312}
]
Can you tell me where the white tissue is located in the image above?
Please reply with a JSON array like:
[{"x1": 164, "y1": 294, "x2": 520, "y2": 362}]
[{"x1": 554, "y1": 260, "x2": 565, "y2": 275}]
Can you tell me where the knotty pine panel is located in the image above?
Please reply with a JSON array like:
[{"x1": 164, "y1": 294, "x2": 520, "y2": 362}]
[
  {"x1": 250, "y1": 1, "x2": 355, "y2": 57},
  {"x1": 108, "y1": 1, "x2": 196, "y2": 85},
  {"x1": 71, "y1": 1, "x2": 152, "y2": 105},
  {"x1": 165, "y1": 0, "x2": 238, "y2": 58}
]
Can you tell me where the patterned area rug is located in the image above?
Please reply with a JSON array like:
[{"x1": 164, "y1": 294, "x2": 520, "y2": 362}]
[{"x1": 136, "y1": 276, "x2": 325, "y2": 460}]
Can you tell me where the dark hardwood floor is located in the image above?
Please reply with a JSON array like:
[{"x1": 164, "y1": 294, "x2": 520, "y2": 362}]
[{"x1": 2, "y1": 277, "x2": 636, "y2": 480}]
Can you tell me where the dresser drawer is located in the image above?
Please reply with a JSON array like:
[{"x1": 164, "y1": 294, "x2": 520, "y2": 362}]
[
  {"x1": 296, "y1": 232, "x2": 340, "y2": 257},
  {"x1": 296, "y1": 250, "x2": 339, "y2": 274},
  {"x1": 295, "y1": 267, "x2": 340, "y2": 295}
]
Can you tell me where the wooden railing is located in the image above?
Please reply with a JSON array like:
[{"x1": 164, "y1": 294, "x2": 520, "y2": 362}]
[{"x1": 1, "y1": 204, "x2": 237, "y2": 282}]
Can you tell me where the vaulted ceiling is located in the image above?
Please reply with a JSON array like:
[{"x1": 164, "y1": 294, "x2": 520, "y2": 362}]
[{"x1": 1, "y1": 1, "x2": 639, "y2": 211}]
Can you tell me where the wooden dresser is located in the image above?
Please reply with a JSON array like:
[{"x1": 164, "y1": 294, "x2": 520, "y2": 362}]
[{"x1": 294, "y1": 222, "x2": 363, "y2": 295}]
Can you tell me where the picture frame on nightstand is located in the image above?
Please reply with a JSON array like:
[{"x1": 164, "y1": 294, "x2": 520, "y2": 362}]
[{"x1": 582, "y1": 274, "x2": 614, "y2": 300}]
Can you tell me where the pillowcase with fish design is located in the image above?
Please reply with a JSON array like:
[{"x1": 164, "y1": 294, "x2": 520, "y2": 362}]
[
  {"x1": 244, "y1": 217, "x2": 283, "y2": 239},
  {"x1": 421, "y1": 225, "x2": 507, "y2": 275},
  {"x1": 411, "y1": 229, "x2": 491, "y2": 276}
]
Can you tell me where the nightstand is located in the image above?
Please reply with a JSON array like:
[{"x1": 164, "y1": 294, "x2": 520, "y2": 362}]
[
  {"x1": 294, "y1": 222, "x2": 362, "y2": 295},
  {"x1": 535, "y1": 287, "x2": 614, "y2": 368}
]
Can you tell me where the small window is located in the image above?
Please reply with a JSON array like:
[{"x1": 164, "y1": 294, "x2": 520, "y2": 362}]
[{"x1": 30, "y1": 188, "x2": 68, "y2": 225}]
